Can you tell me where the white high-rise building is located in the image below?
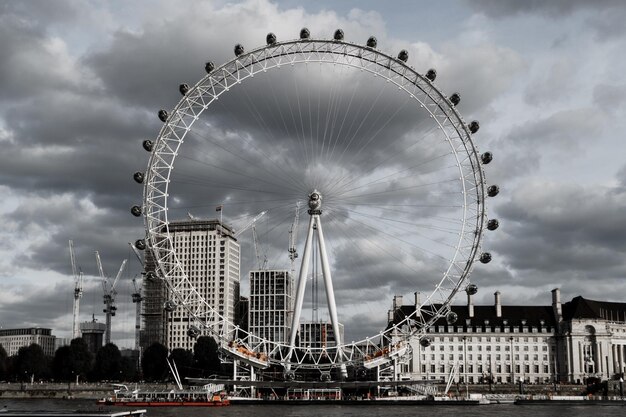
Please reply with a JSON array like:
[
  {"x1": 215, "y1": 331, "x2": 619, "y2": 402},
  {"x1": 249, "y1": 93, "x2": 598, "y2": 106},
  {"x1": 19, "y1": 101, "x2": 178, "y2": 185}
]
[
  {"x1": 249, "y1": 269, "x2": 294, "y2": 345},
  {"x1": 165, "y1": 219, "x2": 240, "y2": 351}
]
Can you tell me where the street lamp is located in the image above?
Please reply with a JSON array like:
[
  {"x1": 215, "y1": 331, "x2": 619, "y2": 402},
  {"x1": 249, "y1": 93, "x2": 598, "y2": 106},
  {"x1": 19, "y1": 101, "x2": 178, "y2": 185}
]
[
  {"x1": 620, "y1": 377, "x2": 624, "y2": 398},
  {"x1": 519, "y1": 376, "x2": 524, "y2": 395}
]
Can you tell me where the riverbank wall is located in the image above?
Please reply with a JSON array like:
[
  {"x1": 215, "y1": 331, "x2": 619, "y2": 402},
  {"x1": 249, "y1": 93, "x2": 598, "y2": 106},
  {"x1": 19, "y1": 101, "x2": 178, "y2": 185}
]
[{"x1": 0, "y1": 382, "x2": 585, "y2": 400}]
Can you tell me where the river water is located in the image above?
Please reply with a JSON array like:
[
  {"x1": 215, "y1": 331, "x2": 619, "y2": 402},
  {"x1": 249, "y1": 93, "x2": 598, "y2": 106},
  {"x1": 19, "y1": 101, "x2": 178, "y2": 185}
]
[{"x1": 2, "y1": 399, "x2": 625, "y2": 417}]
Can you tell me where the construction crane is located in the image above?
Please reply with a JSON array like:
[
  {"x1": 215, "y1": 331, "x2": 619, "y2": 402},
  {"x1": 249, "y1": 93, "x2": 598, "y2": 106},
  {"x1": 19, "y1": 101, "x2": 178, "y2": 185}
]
[
  {"x1": 252, "y1": 224, "x2": 268, "y2": 270},
  {"x1": 233, "y1": 210, "x2": 267, "y2": 238},
  {"x1": 233, "y1": 211, "x2": 268, "y2": 270},
  {"x1": 69, "y1": 240, "x2": 84, "y2": 340},
  {"x1": 288, "y1": 201, "x2": 301, "y2": 275},
  {"x1": 95, "y1": 251, "x2": 127, "y2": 345},
  {"x1": 131, "y1": 275, "x2": 143, "y2": 351},
  {"x1": 128, "y1": 242, "x2": 144, "y2": 353}
]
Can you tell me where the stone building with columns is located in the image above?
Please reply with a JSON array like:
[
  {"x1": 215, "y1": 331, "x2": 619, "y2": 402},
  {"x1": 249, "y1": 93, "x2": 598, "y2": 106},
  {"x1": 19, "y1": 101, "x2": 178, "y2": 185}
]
[{"x1": 388, "y1": 288, "x2": 626, "y2": 384}]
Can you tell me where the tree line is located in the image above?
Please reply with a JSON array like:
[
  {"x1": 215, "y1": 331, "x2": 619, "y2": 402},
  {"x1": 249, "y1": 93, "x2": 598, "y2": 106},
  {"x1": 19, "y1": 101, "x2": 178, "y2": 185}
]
[{"x1": 0, "y1": 336, "x2": 222, "y2": 383}]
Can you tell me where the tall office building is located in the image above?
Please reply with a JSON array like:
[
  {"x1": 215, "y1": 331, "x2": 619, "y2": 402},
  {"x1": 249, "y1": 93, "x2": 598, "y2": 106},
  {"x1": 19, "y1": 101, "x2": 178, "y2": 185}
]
[
  {"x1": 164, "y1": 218, "x2": 240, "y2": 351},
  {"x1": 249, "y1": 270, "x2": 294, "y2": 345}
]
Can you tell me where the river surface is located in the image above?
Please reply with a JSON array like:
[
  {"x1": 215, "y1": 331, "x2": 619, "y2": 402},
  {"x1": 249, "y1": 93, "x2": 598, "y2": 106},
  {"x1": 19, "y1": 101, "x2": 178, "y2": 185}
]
[{"x1": 2, "y1": 398, "x2": 625, "y2": 417}]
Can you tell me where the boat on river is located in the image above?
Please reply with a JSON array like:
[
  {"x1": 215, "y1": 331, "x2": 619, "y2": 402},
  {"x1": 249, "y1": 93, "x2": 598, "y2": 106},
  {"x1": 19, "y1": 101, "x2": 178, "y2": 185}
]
[{"x1": 97, "y1": 383, "x2": 230, "y2": 407}]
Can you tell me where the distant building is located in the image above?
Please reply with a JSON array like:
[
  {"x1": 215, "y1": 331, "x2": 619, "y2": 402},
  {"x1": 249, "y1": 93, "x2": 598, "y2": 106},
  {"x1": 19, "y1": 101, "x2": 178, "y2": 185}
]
[
  {"x1": 249, "y1": 270, "x2": 294, "y2": 345},
  {"x1": 388, "y1": 289, "x2": 626, "y2": 384},
  {"x1": 140, "y1": 249, "x2": 167, "y2": 350},
  {"x1": 80, "y1": 318, "x2": 106, "y2": 355},
  {"x1": 0, "y1": 328, "x2": 56, "y2": 356},
  {"x1": 54, "y1": 337, "x2": 72, "y2": 351},
  {"x1": 299, "y1": 321, "x2": 344, "y2": 349},
  {"x1": 163, "y1": 218, "x2": 241, "y2": 351}
]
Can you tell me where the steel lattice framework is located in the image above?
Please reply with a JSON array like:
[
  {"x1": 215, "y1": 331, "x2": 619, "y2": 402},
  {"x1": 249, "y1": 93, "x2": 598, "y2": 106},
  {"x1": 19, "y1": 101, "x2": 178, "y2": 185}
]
[{"x1": 139, "y1": 36, "x2": 490, "y2": 371}]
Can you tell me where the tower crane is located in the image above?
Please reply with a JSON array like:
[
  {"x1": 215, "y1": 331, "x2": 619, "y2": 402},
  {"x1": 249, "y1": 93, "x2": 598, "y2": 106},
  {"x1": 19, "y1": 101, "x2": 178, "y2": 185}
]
[
  {"x1": 128, "y1": 242, "x2": 144, "y2": 353},
  {"x1": 234, "y1": 211, "x2": 268, "y2": 270},
  {"x1": 131, "y1": 275, "x2": 143, "y2": 351},
  {"x1": 288, "y1": 201, "x2": 301, "y2": 275},
  {"x1": 95, "y1": 251, "x2": 127, "y2": 345},
  {"x1": 69, "y1": 240, "x2": 84, "y2": 339}
]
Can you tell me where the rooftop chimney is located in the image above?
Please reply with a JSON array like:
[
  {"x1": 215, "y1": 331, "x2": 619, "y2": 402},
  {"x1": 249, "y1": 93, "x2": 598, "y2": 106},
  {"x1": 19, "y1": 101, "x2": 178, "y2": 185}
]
[
  {"x1": 414, "y1": 292, "x2": 421, "y2": 317},
  {"x1": 495, "y1": 291, "x2": 502, "y2": 317},
  {"x1": 393, "y1": 295, "x2": 403, "y2": 311},
  {"x1": 467, "y1": 292, "x2": 474, "y2": 318},
  {"x1": 551, "y1": 288, "x2": 562, "y2": 322}
]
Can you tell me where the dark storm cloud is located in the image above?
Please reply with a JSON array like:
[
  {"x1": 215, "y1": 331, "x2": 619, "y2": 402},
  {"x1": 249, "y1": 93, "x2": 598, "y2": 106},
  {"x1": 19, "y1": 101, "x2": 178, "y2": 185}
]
[
  {"x1": 488, "y1": 108, "x2": 604, "y2": 184},
  {"x1": 466, "y1": 0, "x2": 626, "y2": 41},
  {"x1": 466, "y1": 0, "x2": 624, "y2": 18},
  {"x1": 493, "y1": 181, "x2": 626, "y2": 281}
]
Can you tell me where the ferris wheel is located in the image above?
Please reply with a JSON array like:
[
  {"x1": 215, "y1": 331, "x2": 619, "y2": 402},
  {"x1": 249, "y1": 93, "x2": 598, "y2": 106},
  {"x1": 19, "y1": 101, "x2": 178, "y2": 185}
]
[{"x1": 130, "y1": 28, "x2": 499, "y2": 373}]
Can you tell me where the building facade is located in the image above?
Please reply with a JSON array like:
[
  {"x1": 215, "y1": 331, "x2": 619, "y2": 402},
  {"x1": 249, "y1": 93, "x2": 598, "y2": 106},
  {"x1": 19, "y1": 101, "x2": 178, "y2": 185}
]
[
  {"x1": 164, "y1": 219, "x2": 240, "y2": 351},
  {"x1": 389, "y1": 289, "x2": 626, "y2": 384},
  {"x1": 0, "y1": 328, "x2": 56, "y2": 357},
  {"x1": 80, "y1": 318, "x2": 106, "y2": 355},
  {"x1": 249, "y1": 269, "x2": 294, "y2": 345},
  {"x1": 299, "y1": 321, "x2": 344, "y2": 349},
  {"x1": 140, "y1": 249, "x2": 168, "y2": 350}
]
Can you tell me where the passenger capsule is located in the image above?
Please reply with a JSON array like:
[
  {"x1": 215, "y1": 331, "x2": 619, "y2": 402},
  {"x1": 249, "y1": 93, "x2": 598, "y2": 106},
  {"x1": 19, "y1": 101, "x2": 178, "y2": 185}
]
[
  {"x1": 481, "y1": 151, "x2": 493, "y2": 164},
  {"x1": 487, "y1": 219, "x2": 499, "y2": 231},
  {"x1": 469, "y1": 120, "x2": 480, "y2": 134},
  {"x1": 142, "y1": 140, "x2": 153, "y2": 152},
  {"x1": 164, "y1": 300, "x2": 177, "y2": 312},
  {"x1": 450, "y1": 93, "x2": 461, "y2": 107},
  {"x1": 446, "y1": 312, "x2": 458, "y2": 325},
  {"x1": 135, "y1": 239, "x2": 146, "y2": 250},
  {"x1": 487, "y1": 185, "x2": 500, "y2": 197},
  {"x1": 131, "y1": 205, "x2": 142, "y2": 217},
  {"x1": 300, "y1": 27, "x2": 311, "y2": 39},
  {"x1": 145, "y1": 271, "x2": 157, "y2": 282},
  {"x1": 466, "y1": 284, "x2": 478, "y2": 295},
  {"x1": 234, "y1": 44, "x2": 244, "y2": 56},
  {"x1": 133, "y1": 172, "x2": 144, "y2": 184},
  {"x1": 204, "y1": 61, "x2": 215, "y2": 74},
  {"x1": 187, "y1": 325, "x2": 200, "y2": 339},
  {"x1": 426, "y1": 69, "x2": 437, "y2": 82},
  {"x1": 397, "y1": 49, "x2": 409, "y2": 62},
  {"x1": 320, "y1": 373, "x2": 331, "y2": 382},
  {"x1": 158, "y1": 109, "x2": 168, "y2": 122},
  {"x1": 420, "y1": 337, "x2": 432, "y2": 348},
  {"x1": 266, "y1": 32, "x2": 277, "y2": 45},
  {"x1": 334, "y1": 29, "x2": 344, "y2": 40},
  {"x1": 480, "y1": 252, "x2": 492, "y2": 264},
  {"x1": 366, "y1": 36, "x2": 377, "y2": 48},
  {"x1": 179, "y1": 83, "x2": 189, "y2": 96}
]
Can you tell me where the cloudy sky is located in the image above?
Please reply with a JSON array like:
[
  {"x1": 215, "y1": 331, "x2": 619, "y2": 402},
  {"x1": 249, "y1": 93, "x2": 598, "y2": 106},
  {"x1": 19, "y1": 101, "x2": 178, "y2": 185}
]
[{"x1": 1, "y1": 0, "x2": 626, "y2": 349}]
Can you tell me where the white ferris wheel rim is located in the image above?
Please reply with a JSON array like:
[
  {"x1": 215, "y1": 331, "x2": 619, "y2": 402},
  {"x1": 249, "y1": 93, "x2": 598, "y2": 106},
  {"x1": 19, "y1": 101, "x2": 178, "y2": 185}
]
[{"x1": 141, "y1": 36, "x2": 488, "y2": 370}]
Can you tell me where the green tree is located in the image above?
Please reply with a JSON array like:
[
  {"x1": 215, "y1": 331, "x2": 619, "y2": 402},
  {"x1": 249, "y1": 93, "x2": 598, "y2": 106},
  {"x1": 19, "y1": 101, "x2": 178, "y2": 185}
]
[
  {"x1": 120, "y1": 356, "x2": 138, "y2": 381},
  {"x1": 52, "y1": 346, "x2": 73, "y2": 381},
  {"x1": 193, "y1": 336, "x2": 220, "y2": 377},
  {"x1": 70, "y1": 338, "x2": 93, "y2": 380},
  {"x1": 93, "y1": 343, "x2": 122, "y2": 381},
  {"x1": 0, "y1": 344, "x2": 7, "y2": 380},
  {"x1": 170, "y1": 348, "x2": 194, "y2": 380},
  {"x1": 14, "y1": 344, "x2": 49, "y2": 381},
  {"x1": 141, "y1": 342, "x2": 168, "y2": 381}
]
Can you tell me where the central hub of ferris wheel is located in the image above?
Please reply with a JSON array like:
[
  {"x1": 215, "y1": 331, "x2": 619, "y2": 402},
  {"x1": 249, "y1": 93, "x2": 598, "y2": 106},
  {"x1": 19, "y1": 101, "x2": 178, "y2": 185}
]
[
  {"x1": 307, "y1": 190, "x2": 322, "y2": 214},
  {"x1": 288, "y1": 189, "x2": 344, "y2": 368}
]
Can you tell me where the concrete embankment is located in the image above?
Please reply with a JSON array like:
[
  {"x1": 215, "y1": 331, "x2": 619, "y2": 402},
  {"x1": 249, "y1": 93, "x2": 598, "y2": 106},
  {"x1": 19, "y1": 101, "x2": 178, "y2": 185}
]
[
  {"x1": 0, "y1": 383, "x2": 169, "y2": 400},
  {"x1": 0, "y1": 382, "x2": 584, "y2": 400}
]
